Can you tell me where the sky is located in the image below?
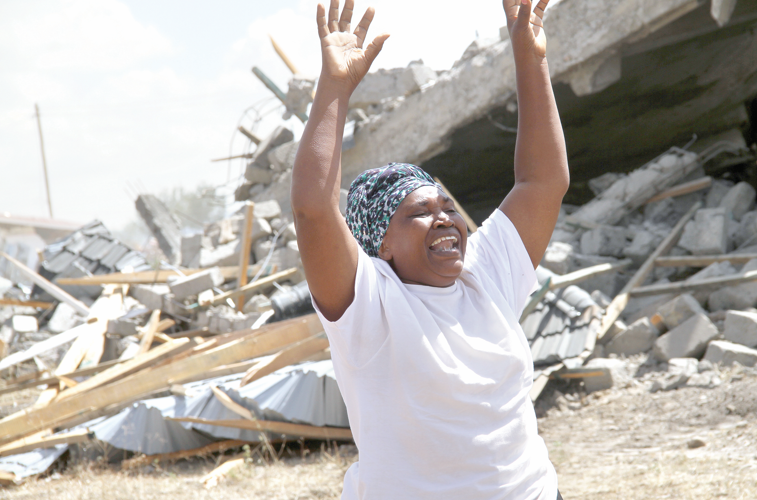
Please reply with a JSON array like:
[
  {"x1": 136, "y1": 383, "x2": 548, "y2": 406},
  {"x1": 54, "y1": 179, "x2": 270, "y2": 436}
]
[{"x1": 0, "y1": 0, "x2": 511, "y2": 234}]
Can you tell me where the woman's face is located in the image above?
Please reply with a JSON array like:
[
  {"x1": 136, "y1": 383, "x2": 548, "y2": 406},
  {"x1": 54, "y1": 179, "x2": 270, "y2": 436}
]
[{"x1": 378, "y1": 185, "x2": 468, "y2": 287}]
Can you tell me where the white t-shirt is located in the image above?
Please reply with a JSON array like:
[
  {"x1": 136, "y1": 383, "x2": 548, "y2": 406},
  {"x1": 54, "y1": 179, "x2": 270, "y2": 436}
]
[{"x1": 314, "y1": 209, "x2": 557, "y2": 500}]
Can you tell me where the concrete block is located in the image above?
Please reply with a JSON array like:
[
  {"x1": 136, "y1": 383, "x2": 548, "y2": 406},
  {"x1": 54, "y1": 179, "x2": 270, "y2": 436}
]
[
  {"x1": 12, "y1": 315, "x2": 37, "y2": 333},
  {"x1": 623, "y1": 230, "x2": 659, "y2": 266},
  {"x1": 281, "y1": 222, "x2": 297, "y2": 244},
  {"x1": 244, "y1": 163, "x2": 275, "y2": 185},
  {"x1": 657, "y1": 293, "x2": 706, "y2": 330},
  {"x1": 200, "y1": 239, "x2": 240, "y2": 268},
  {"x1": 650, "y1": 357, "x2": 698, "y2": 392},
  {"x1": 180, "y1": 233, "x2": 202, "y2": 268},
  {"x1": 678, "y1": 208, "x2": 727, "y2": 255},
  {"x1": 588, "y1": 172, "x2": 626, "y2": 196},
  {"x1": 719, "y1": 181, "x2": 755, "y2": 221},
  {"x1": 568, "y1": 49, "x2": 622, "y2": 97},
  {"x1": 197, "y1": 306, "x2": 260, "y2": 334},
  {"x1": 130, "y1": 284, "x2": 170, "y2": 310},
  {"x1": 168, "y1": 268, "x2": 224, "y2": 300},
  {"x1": 705, "y1": 179, "x2": 734, "y2": 208},
  {"x1": 284, "y1": 76, "x2": 314, "y2": 119},
  {"x1": 703, "y1": 340, "x2": 757, "y2": 367},
  {"x1": 580, "y1": 226, "x2": 627, "y2": 257},
  {"x1": 47, "y1": 302, "x2": 84, "y2": 334},
  {"x1": 255, "y1": 200, "x2": 282, "y2": 221},
  {"x1": 351, "y1": 61, "x2": 437, "y2": 108},
  {"x1": 583, "y1": 358, "x2": 631, "y2": 392},
  {"x1": 708, "y1": 258, "x2": 757, "y2": 311},
  {"x1": 282, "y1": 240, "x2": 301, "y2": 269},
  {"x1": 687, "y1": 260, "x2": 737, "y2": 305},
  {"x1": 541, "y1": 242, "x2": 574, "y2": 275},
  {"x1": 653, "y1": 314, "x2": 719, "y2": 361},
  {"x1": 250, "y1": 126, "x2": 293, "y2": 170},
  {"x1": 723, "y1": 310, "x2": 757, "y2": 348},
  {"x1": 605, "y1": 317, "x2": 659, "y2": 356},
  {"x1": 711, "y1": 0, "x2": 738, "y2": 26},
  {"x1": 135, "y1": 194, "x2": 182, "y2": 265},
  {"x1": 268, "y1": 140, "x2": 299, "y2": 172},
  {"x1": 735, "y1": 211, "x2": 757, "y2": 248},
  {"x1": 339, "y1": 188, "x2": 349, "y2": 216},
  {"x1": 254, "y1": 238, "x2": 274, "y2": 262}
]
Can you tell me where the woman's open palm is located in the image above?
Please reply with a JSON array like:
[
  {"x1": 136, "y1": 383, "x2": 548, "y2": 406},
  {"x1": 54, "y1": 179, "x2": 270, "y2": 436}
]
[
  {"x1": 317, "y1": 0, "x2": 389, "y2": 92},
  {"x1": 503, "y1": 0, "x2": 550, "y2": 60}
]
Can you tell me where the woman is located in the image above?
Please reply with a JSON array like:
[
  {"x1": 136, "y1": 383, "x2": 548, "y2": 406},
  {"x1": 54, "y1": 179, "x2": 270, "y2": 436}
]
[{"x1": 291, "y1": 1, "x2": 569, "y2": 498}]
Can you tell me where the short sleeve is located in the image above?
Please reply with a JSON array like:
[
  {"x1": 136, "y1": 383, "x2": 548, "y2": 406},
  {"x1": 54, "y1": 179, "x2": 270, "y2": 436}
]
[
  {"x1": 464, "y1": 210, "x2": 538, "y2": 315},
  {"x1": 310, "y1": 245, "x2": 389, "y2": 369}
]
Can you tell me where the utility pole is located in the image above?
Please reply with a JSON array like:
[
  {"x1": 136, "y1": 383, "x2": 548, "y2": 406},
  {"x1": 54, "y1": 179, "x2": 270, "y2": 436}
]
[{"x1": 34, "y1": 103, "x2": 54, "y2": 219}]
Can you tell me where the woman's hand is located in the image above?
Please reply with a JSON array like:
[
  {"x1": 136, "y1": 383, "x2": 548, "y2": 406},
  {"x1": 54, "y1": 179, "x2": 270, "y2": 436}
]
[
  {"x1": 317, "y1": 0, "x2": 389, "y2": 94},
  {"x1": 503, "y1": 0, "x2": 549, "y2": 63}
]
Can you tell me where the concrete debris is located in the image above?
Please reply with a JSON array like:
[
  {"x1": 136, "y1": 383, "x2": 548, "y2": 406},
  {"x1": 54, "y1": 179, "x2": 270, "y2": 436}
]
[
  {"x1": 283, "y1": 77, "x2": 315, "y2": 120},
  {"x1": 723, "y1": 310, "x2": 757, "y2": 348},
  {"x1": 656, "y1": 294, "x2": 706, "y2": 330},
  {"x1": 720, "y1": 182, "x2": 755, "y2": 221},
  {"x1": 708, "y1": 259, "x2": 757, "y2": 311},
  {"x1": 703, "y1": 340, "x2": 757, "y2": 367},
  {"x1": 653, "y1": 314, "x2": 719, "y2": 362},
  {"x1": 135, "y1": 195, "x2": 182, "y2": 265},
  {"x1": 582, "y1": 358, "x2": 631, "y2": 392},
  {"x1": 350, "y1": 60, "x2": 437, "y2": 109},
  {"x1": 580, "y1": 225, "x2": 627, "y2": 257},
  {"x1": 168, "y1": 268, "x2": 224, "y2": 300},
  {"x1": 678, "y1": 208, "x2": 728, "y2": 255},
  {"x1": 605, "y1": 317, "x2": 658, "y2": 356}
]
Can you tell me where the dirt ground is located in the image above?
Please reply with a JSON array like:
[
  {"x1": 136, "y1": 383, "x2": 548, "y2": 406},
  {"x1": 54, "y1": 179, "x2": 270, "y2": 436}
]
[{"x1": 1, "y1": 367, "x2": 756, "y2": 499}]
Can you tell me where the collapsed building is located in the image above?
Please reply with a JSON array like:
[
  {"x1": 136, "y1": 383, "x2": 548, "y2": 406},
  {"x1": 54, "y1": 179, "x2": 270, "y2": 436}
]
[{"x1": 1, "y1": 0, "x2": 757, "y2": 486}]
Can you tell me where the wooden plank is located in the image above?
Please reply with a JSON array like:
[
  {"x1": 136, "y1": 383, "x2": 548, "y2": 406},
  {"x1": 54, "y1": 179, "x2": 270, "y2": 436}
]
[
  {"x1": 177, "y1": 360, "x2": 259, "y2": 385},
  {"x1": 0, "y1": 470, "x2": 19, "y2": 486},
  {"x1": 0, "y1": 252, "x2": 89, "y2": 316},
  {"x1": 0, "y1": 298, "x2": 53, "y2": 309},
  {"x1": 434, "y1": 177, "x2": 478, "y2": 233},
  {"x1": 237, "y1": 202, "x2": 255, "y2": 312},
  {"x1": 0, "y1": 317, "x2": 322, "y2": 445},
  {"x1": 55, "y1": 263, "x2": 270, "y2": 286},
  {"x1": 53, "y1": 337, "x2": 195, "y2": 403},
  {"x1": 168, "y1": 416, "x2": 353, "y2": 441},
  {"x1": 548, "y1": 260, "x2": 632, "y2": 291},
  {"x1": 121, "y1": 439, "x2": 250, "y2": 470},
  {"x1": 269, "y1": 35, "x2": 300, "y2": 74},
  {"x1": 209, "y1": 267, "x2": 298, "y2": 306},
  {"x1": 137, "y1": 310, "x2": 161, "y2": 356},
  {"x1": 630, "y1": 270, "x2": 757, "y2": 297},
  {"x1": 0, "y1": 429, "x2": 92, "y2": 458},
  {"x1": 654, "y1": 253, "x2": 757, "y2": 268},
  {"x1": 644, "y1": 176, "x2": 712, "y2": 204},
  {"x1": 240, "y1": 333, "x2": 329, "y2": 386},
  {"x1": 202, "y1": 458, "x2": 245, "y2": 488},
  {"x1": 0, "y1": 359, "x2": 122, "y2": 397},
  {"x1": 596, "y1": 201, "x2": 701, "y2": 341}
]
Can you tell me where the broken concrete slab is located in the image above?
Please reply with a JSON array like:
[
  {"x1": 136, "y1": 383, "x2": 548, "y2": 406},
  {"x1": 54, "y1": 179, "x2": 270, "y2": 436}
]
[
  {"x1": 605, "y1": 317, "x2": 659, "y2": 356},
  {"x1": 47, "y1": 303, "x2": 84, "y2": 334},
  {"x1": 719, "y1": 181, "x2": 755, "y2": 221},
  {"x1": 135, "y1": 195, "x2": 182, "y2": 265},
  {"x1": 657, "y1": 293, "x2": 706, "y2": 330},
  {"x1": 200, "y1": 239, "x2": 240, "y2": 269},
  {"x1": 130, "y1": 284, "x2": 170, "y2": 311},
  {"x1": 268, "y1": 141, "x2": 299, "y2": 172},
  {"x1": 723, "y1": 310, "x2": 757, "y2": 348},
  {"x1": 735, "y1": 211, "x2": 757, "y2": 248},
  {"x1": 249, "y1": 126, "x2": 293, "y2": 170},
  {"x1": 11, "y1": 315, "x2": 37, "y2": 333},
  {"x1": 180, "y1": 233, "x2": 202, "y2": 269},
  {"x1": 678, "y1": 207, "x2": 727, "y2": 255},
  {"x1": 703, "y1": 340, "x2": 757, "y2": 367},
  {"x1": 580, "y1": 225, "x2": 627, "y2": 257},
  {"x1": 168, "y1": 268, "x2": 224, "y2": 301},
  {"x1": 350, "y1": 60, "x2": 437, "y2": 109},
  {"x1": 582, "y1": 358, "x2": 632, "y2": 392},
  {"x1": 653, "y1": 313, "x2": 719, "y2": 361},
  {"x1": 244, "y1": 164, "x2": 275, "y2": 185},
  {"x1": 284, "y1": 78, "x2": 314, "y2": 120},
  {"x1": 254, "y1": 200, "x2": 282, "y2": 221},
  {"x1": 686, "y1": 260, "x2": 737, "y2": 305},
  {"x1": 711, "y1": 0, "x2": 739, "y2": 27},
  {"x1": 623, "y1": 230, "x2": 660, "y2": 266},
  {"x1": 541, "y1": 242, "x2": 574, "y2": 275},
  {"x1": 705, "y1": 179, "x2": 735, "y2": 208},
  {"x1": 708, "y1": 259, "x2": 757, "y2": 311}
]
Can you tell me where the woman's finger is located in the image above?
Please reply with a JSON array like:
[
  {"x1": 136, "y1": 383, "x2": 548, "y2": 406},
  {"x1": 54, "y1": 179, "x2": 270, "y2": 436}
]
[
  {"x1": 328, "y1": 0, "x2": 340, "y2": 33},
  {"x1": 533, "y1": 0, "x2": 548, "y2": 23},
  {"x1": 513, "y1": 0, "x2": 532, "y2": 32},
  {"x1": 339, "y1": 0, "x2": 354, "y2": 32},
  {"x1": 316, "y1": 3, "x2": 330, "y2": 38},
  {"x1": 353, "y1": 7, "x2": 376, "y2": 48},
  {"x1": 364, "y1": 33, "x2": 390, "y2": 66}
]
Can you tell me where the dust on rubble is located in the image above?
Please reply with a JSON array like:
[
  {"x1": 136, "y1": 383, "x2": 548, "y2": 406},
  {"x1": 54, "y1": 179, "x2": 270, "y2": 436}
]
[{"x1": 4, "y1": 373, "x2": 757, "y2": 499}]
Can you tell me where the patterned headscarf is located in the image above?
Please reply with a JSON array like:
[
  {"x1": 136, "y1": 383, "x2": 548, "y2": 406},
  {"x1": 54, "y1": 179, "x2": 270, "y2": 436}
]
[{"x1": 346, "y1": 163, "x2": 441, "y2": 257}]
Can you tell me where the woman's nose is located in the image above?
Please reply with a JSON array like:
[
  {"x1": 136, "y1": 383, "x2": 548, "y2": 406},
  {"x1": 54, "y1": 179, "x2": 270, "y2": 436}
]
[{"x1": 433, "y1": 212, "x2": 454, "y2": 228}]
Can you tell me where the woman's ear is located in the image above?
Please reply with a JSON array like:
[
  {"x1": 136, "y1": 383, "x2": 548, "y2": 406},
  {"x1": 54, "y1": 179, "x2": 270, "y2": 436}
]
[{"x1": 377, "y1": 239, "x2": 393, "y2": 262}]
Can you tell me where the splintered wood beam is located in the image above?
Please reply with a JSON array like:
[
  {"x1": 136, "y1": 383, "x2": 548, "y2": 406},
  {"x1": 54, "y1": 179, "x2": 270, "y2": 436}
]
[
  {"x1": 630, "y1": 270, "x2": 757, "y2": 297},
  {"x1": 654, "y1": 253, "x2": 757, "y2": 268},
  {"x1": 121, "y1": 439, "x2": 250, "y2": 469},
  {"x1": 644, "y1": 176, "x2": 712, "y2": 204},
  {"x1": 596, "y1": 201, "x2": 701, "y2": 341},
  {"x1": 240, "y1": 333, "x2": 329, "y2": 387},
  {"x1": 208, "y1": 267, "x2": 298, "y2": 306},
  {"x1": 0, "y1": 252, "x2": 90, "y2": 316},
  {"x1": 0, "y1": 316, "x2": 322, "y2": 445},
  {"x1": 0, "y1": 429, "x2": 92, "y2": 458},
  {"x1": 0, "y1": 298, "x2": 53, "y2": 309},
  {"x1": 269, "y1": 35, "x2": 300, "y2": 74},
  {"x1": 237, "y1": 202, "x2": 255, "y2": 312},
  {"x1": 548, "y1": 260, "x2": 632, "y2": 291},
  {"x1": 55, "y1": 263, "x2": 271, "y2": 286},
  {"x1": 168, "y1": 416, "x2": 353, "y2": 441},
  {"x1": 434, "y1": 177, "x2": 478, "y2": 233},
  {"x1": 137, "y1": 310, "x2": 162, "y2": 356}
]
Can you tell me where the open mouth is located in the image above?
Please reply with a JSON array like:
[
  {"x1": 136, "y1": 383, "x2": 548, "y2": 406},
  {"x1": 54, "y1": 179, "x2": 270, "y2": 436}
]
[{"x1": 428, "y1": 235, "x2": 459, "y2": 253}]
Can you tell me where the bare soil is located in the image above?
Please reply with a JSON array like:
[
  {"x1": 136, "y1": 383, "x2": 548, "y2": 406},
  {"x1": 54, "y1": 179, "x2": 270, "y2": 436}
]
[{"x1": 2, "y1": 368, "x2": 756, "y2": 499}]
